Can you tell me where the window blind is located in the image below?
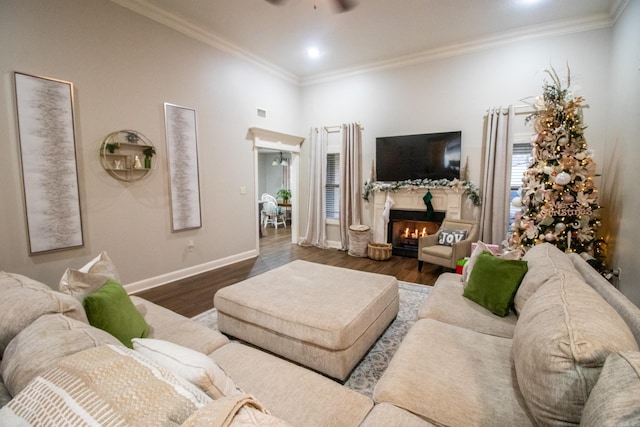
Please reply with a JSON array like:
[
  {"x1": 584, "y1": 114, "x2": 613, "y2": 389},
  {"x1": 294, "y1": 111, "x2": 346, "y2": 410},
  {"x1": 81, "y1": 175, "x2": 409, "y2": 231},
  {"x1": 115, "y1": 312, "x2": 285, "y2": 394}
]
[
  {"x1": 326, "y1": 153, "x2": 340, "y2": 219},
  {"x1": 510, "y1": 143, "x2": 533, "y2": 189}
]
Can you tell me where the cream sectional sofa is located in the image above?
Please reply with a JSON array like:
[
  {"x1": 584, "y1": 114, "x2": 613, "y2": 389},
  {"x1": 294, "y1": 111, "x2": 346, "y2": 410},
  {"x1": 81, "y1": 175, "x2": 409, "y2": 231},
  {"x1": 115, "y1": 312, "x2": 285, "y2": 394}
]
[
  {"x1": 0, "y1": 270, "x2": 379, "y2": 426},
  {"x1": 2, "y1": 242, "x2": 639, "y2": 426},
  {"x1": 374, "y1": 243, "x2": 640, "y2": 426}
]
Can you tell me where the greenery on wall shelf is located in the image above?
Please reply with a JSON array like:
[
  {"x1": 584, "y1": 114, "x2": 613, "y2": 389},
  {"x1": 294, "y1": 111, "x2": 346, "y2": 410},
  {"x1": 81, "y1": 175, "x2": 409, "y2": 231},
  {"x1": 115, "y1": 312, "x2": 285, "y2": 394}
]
[
  {"x1": 104, "y1": 142, "x2": 120, "y2": 153},
  {"x1": 143, "y1": 146, "x2": 156, "y2": 158},
  {"x1": 277, "y1": 189, "x2": 292, "y2": 203}
]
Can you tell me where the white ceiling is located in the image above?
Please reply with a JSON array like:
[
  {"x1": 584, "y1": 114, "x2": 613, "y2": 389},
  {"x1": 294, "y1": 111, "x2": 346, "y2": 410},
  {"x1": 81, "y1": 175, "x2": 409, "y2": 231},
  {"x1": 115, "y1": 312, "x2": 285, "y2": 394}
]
[{"x1": 115, "y1": 0, "x2": 620, "y2": 84}]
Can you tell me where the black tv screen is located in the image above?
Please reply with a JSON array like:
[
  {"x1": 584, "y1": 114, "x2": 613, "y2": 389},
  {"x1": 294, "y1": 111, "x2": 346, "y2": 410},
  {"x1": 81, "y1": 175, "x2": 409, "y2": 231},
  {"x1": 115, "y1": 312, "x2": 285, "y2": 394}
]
[{"x1": 375, "y1": 131, "x2": 461, "y2": 182}]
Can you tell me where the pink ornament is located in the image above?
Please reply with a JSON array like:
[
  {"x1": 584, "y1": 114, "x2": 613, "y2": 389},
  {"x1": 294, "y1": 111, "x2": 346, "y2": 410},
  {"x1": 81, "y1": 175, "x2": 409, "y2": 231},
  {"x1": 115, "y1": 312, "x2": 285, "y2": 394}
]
[
  {"x1": 563, "y1": 194, "x2": 575, "y2": 203},
  {"x1": 545, "y1": 233, "x2": 556, "y2": 242}
]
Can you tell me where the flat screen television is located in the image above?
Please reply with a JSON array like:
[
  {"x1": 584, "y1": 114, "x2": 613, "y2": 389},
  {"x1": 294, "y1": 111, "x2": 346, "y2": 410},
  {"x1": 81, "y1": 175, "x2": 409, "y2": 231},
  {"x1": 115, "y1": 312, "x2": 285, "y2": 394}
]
[{"x1": 375, "y1": 131, "x2": 461, "y2": 182}]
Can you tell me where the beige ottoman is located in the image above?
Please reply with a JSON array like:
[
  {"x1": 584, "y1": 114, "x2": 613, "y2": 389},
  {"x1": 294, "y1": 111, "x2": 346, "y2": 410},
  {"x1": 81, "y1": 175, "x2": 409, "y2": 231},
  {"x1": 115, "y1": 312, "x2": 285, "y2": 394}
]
[{"x1": 214, "y1": 260, "x2": 399, "y2": 380}]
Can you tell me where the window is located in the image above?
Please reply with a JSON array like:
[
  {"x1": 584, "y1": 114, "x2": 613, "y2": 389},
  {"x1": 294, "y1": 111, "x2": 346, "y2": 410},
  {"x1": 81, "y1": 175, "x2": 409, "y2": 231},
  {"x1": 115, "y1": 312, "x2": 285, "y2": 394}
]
[
  {"x1": 509, "y1": 141, "x2": 533, "y2": 229},
  {"x1": 326, "y1": 153, "x2": 340, "y2": 219}
]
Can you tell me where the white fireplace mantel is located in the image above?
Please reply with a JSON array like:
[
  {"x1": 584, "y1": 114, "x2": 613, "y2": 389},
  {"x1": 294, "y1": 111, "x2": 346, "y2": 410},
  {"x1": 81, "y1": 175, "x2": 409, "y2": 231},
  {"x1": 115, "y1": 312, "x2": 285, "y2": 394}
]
[{"x1": 371, "y1": 188, "x2": 463, "y2": 243}]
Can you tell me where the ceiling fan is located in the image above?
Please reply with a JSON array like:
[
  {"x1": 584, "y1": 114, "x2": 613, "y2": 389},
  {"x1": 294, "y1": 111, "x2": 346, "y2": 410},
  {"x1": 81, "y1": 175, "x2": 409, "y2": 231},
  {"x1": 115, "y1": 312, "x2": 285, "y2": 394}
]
[{"x1": 264, "y1": 0, "x2": 356, "y2": 13}]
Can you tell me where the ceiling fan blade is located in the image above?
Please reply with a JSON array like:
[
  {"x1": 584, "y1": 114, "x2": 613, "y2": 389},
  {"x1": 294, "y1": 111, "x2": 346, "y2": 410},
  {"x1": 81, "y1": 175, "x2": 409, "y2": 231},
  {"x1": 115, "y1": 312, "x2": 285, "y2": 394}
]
[
  {"x1": 264, "y1": 0, "x2": 285, "y2": 5},
  {"x1": 334, "y1": 0, "x2": 355, "y2": 12}
]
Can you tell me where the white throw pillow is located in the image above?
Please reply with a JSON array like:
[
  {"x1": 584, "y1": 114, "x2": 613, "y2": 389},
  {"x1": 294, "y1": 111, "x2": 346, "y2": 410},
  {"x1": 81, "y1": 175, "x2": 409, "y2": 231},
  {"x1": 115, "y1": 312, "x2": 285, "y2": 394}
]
[
  {"x1": 59, "y1": 251, "x2": 120, "y2": 301},
  {"x1": 461, "y1": 241, "x2": 521, "y2": 285},
  {"x1": 132, "y1": 338, "x2": 242, "y2": 399}
]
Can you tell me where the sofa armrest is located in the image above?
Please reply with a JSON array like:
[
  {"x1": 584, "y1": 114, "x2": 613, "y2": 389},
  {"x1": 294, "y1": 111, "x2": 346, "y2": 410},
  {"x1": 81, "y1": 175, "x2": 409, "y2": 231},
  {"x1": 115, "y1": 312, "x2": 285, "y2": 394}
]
[
  {"x1": 418, "y1": 234, "x2": 439, "y2": 251},
  {"x1": 450, "y1": 237, "x2": 473, "y2": 264}
]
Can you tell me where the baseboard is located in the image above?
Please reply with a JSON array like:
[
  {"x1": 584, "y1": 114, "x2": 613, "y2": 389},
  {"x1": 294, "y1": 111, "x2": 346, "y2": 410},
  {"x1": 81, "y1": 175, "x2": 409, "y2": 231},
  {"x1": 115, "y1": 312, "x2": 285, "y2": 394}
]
[
  {"x1": 125, "y1": 249, "x2": 258, "y2": 294},
  {"x1": 327, "y1": 239, "x2": 342, "y2": 249}
]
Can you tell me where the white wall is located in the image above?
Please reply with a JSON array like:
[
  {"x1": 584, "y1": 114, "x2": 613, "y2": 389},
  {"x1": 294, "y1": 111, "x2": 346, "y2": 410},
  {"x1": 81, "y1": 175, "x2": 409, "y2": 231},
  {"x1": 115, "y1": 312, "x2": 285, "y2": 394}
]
[
  {"x1": 299, "y1": 27, "x2": 611, "y2": 252},
  {"x1": 258, "y1": 152, "x2": 290, "y2": 198},
  {"x1": 0, "y1": 0, "x2": 300, "y2": 289},
  {"x1": 602, "y1": 1, "x2": 640, "y2": 305}
]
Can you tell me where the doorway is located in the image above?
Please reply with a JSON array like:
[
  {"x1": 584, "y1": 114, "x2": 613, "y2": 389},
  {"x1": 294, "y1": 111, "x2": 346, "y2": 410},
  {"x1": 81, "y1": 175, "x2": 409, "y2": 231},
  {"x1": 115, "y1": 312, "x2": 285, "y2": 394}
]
[
  {"x1": 258, "y1": 149, "x2": 292, "y2": 228},
  {"x1": 248, "y1": 128, "x2": 304, "y2": 254}
]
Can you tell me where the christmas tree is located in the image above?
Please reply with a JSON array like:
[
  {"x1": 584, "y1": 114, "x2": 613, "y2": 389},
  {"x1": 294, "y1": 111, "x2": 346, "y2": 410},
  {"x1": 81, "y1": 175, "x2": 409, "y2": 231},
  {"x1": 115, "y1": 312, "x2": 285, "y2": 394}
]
[{"x1": 508, "y1": 67, "x2": 601, "y2": 258}]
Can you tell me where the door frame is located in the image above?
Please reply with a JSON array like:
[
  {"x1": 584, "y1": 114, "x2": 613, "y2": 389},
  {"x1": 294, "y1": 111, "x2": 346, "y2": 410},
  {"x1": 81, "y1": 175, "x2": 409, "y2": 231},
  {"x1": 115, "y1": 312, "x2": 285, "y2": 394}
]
[{"x1": 248, "y1": 127, "x2": 305, "y2": 252}]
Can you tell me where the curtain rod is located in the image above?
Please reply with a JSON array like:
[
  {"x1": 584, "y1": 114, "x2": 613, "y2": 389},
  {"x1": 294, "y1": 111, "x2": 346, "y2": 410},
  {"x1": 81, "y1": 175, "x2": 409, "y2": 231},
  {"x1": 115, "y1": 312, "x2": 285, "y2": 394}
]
[
  {"x1": 319, "y1": 122, "x2": 364, "y2": 133},
  {"x1": 511, "y1": 103, "x2": 589, "y2": 115}
]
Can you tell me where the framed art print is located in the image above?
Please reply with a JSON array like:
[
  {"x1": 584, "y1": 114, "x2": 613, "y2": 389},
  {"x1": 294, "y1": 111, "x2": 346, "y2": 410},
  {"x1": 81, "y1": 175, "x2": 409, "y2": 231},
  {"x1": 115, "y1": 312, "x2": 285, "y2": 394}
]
[
  {"x1": 164, "y1": 103, "x2": 202, "y2": 231},
  {"x1": 14, "y1": 72, "x2": 84, "y2": 254}
]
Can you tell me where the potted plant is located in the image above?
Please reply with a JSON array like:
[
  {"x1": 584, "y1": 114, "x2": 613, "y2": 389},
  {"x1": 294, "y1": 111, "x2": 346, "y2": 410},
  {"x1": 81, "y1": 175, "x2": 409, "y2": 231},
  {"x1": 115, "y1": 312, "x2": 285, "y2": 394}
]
[
  {"x1": 277, "y1": 189, "x2": 291, "y2": 204},
  {"x1": 104, "y1": 142, "x2": 120, "y2": 154},
  {"x1": 143, "y1": 146, "x2": 156, "y2": 169}
]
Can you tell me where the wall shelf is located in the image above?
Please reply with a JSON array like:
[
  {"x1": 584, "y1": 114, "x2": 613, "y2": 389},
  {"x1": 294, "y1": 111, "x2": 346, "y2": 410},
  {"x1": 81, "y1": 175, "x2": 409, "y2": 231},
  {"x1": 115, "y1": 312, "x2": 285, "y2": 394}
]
[{"x1": 99, "y1": 130, "x2": 156, "y2": 182}]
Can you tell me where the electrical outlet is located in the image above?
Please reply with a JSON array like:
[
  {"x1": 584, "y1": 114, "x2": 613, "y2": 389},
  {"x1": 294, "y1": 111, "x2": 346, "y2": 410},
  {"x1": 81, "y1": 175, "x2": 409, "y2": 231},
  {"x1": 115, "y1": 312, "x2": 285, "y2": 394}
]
[
  {"x1": 613, "y1": 268, "x2": 621, "y2": 281},
  {"x1": 187, "y1": 240, "x2": 194, "y2": 252},
  {"x1": 240, "y1": 186, "x2": 247, "y2": 195}
]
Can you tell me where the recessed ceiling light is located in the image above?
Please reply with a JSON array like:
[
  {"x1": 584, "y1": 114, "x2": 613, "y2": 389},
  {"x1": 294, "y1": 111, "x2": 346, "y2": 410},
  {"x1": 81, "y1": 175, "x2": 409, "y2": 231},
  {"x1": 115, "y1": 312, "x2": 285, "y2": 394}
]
[{"x1": 307, "y1": 47, "x2": 321, "y2": 59}]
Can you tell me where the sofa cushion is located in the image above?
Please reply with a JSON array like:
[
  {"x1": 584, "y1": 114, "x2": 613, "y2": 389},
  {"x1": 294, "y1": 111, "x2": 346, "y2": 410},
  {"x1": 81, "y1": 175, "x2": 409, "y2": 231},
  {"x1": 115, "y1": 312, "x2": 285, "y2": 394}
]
[
  {"x1": 360, "y1": 403, "x2": 435, "y2": 427},
  {"x1": 568, "y1": 252, "x2": 640, "y2": 345},
  {"x1": 0, "y1": 271, "x2": 88, "y2": 357},
  {"x1": 418, "y1": 272, "x2": 517, "y2": 338},
  {"x1": 512, "y1": 273, "x2": 639, "y2": 425},
  {"x1": 0, "y1": 313, "x2": 121, "y2": 397},
  {"x1": 212, "y1": 342, "x2": 374, "y2": 427},
  {"x1": 129, "y1": 296, "x2": 229, "y2": 355},
  {"x1": 0, "y1": 345, "x2": 211, "y2": 425},
  {"x1": 374, "y1": 318, "x2": 534, "y2": 426},
  {"x1": 83, "y1": 279, "x2": 150, "y2": 348},
  {"x1": 514, "y1": 242, "x2": 578, "y2": 314},
  {"x1": 581, "y1": 352, "x2": 640, "y2": 426},
  {"x1": 463, "y1": 252, "x2": 528, "y2": 317},
  {"x1": 132, "y1": 338, "x2": 242, "y2": 399},
  {"x1": 59, "y1": 251, "x2": 120, "y2": 301}
]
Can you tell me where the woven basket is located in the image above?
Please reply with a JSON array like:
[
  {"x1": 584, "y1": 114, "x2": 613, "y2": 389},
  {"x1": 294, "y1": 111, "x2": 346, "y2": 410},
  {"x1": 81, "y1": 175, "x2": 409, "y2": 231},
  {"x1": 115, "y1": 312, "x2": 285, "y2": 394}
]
[
  {"x1": 348, "y1": 225, "x2": 370, "y2": 257},
  {"x1": 368, "y1": 243, "x2": 392, "y2": 261}
]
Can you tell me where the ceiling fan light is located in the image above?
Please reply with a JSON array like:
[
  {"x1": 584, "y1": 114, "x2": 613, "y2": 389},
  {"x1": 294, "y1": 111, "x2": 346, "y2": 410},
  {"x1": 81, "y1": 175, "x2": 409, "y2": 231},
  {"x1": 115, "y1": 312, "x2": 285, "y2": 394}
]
[{"x1": 307, "y1": 47, "x2": 320, "y2": 59}]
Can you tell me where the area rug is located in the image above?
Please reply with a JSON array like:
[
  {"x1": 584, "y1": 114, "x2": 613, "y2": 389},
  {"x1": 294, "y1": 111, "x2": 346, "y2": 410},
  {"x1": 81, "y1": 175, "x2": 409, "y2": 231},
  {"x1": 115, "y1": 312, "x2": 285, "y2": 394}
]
[{"x1": 192, "y1": 281, "x2": 431, "y2": 397}]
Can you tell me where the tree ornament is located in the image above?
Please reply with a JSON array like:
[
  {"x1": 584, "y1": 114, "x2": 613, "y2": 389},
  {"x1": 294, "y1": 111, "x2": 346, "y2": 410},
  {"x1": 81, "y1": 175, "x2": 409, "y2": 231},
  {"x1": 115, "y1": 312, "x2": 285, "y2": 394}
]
[
  {"x1": 512, "y1": 197, "x2": 522, "y2": 207},
  {"x1": 555, "y1": 172, "x2": 571, "y2": 185},
  {"x1": 555, "y1": 222, "x2": 566, "y2": 232},
  {"x1": 545, "y1": 233, "x2": 556, "y2": 242}
]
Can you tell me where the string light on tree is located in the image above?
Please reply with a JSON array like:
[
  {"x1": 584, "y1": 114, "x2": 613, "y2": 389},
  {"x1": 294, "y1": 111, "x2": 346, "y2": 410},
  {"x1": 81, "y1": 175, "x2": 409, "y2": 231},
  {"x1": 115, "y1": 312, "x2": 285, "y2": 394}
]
[{"x1": 508, "y1": 66, "x2": 604, "y2": 268}]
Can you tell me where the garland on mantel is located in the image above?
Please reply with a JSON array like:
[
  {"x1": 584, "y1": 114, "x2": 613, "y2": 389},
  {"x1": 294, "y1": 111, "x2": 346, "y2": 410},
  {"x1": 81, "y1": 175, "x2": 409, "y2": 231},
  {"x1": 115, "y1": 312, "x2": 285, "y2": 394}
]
[{"x1": 363, "y1": 178, "x2": 482, "y2": 206}]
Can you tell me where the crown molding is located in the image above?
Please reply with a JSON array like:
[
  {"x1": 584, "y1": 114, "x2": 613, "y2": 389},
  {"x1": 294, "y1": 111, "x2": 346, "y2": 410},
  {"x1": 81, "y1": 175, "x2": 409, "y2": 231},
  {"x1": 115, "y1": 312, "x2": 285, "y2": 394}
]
[
  {"x1": 609, "y1": 0, "x2": 629, "y2": 22},
  {"x1": 301, "y1": 13, "x2": 614, "y2": 86},
  {"x1": 110, "y1": 0, "x2": 301, "y2": 85},
  {"x1": 111, "y1": 0, "x2": 615, "y2": 88}
]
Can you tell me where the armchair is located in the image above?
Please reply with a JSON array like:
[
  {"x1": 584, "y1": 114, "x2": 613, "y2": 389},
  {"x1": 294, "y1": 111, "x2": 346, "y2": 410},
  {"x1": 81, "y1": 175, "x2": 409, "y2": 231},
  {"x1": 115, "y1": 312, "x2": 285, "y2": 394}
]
[{"x1": 418, "y1": 218, "x2": 479, "y2": 271}]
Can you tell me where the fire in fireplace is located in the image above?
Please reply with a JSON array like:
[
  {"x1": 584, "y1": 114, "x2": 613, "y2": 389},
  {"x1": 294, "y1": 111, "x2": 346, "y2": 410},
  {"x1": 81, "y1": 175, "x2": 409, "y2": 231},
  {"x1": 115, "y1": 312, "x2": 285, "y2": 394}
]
[{"x1": 387, "y1": 210, "x2": 444, "y2": 258}]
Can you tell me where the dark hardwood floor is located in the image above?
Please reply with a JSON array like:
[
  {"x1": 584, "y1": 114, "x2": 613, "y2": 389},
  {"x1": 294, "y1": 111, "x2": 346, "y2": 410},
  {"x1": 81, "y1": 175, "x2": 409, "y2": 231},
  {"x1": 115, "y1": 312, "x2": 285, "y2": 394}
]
[{"x1": 135, "y1": 227, "x2": 444, "y2": 318}]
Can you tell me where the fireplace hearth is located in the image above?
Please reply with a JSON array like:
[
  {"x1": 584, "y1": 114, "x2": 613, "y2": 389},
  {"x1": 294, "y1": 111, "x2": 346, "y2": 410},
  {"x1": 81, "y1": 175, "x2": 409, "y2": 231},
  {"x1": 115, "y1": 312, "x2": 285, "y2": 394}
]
[{"x1": 387, "y1": 210, "x2": 444, "y2": 258}]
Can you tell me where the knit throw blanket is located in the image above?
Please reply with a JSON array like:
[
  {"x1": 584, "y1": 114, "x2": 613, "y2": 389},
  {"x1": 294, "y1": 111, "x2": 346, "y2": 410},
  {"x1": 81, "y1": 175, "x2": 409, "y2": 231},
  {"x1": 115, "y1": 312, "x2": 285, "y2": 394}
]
[{"x1": 0, "y1": 345, "x2": 288, "y2": 426}]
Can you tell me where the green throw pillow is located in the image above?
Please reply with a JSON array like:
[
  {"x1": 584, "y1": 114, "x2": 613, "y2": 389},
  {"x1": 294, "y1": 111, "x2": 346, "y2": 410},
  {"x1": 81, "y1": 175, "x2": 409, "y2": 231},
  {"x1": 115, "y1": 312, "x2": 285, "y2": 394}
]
[
  {"x1": 83, "y1": 278, "x2": 150, "y2": 348},
  {"x1": 463, "y1": 252, "x2": 528, "y2": 317}
]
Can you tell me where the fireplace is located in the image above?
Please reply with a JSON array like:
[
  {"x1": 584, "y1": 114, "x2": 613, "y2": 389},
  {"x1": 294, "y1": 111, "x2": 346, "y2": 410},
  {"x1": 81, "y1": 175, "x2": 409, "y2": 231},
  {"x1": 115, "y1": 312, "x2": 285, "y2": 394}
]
[{"x1": 387, "y1": 210, "x2": 445, "y2": 258}]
